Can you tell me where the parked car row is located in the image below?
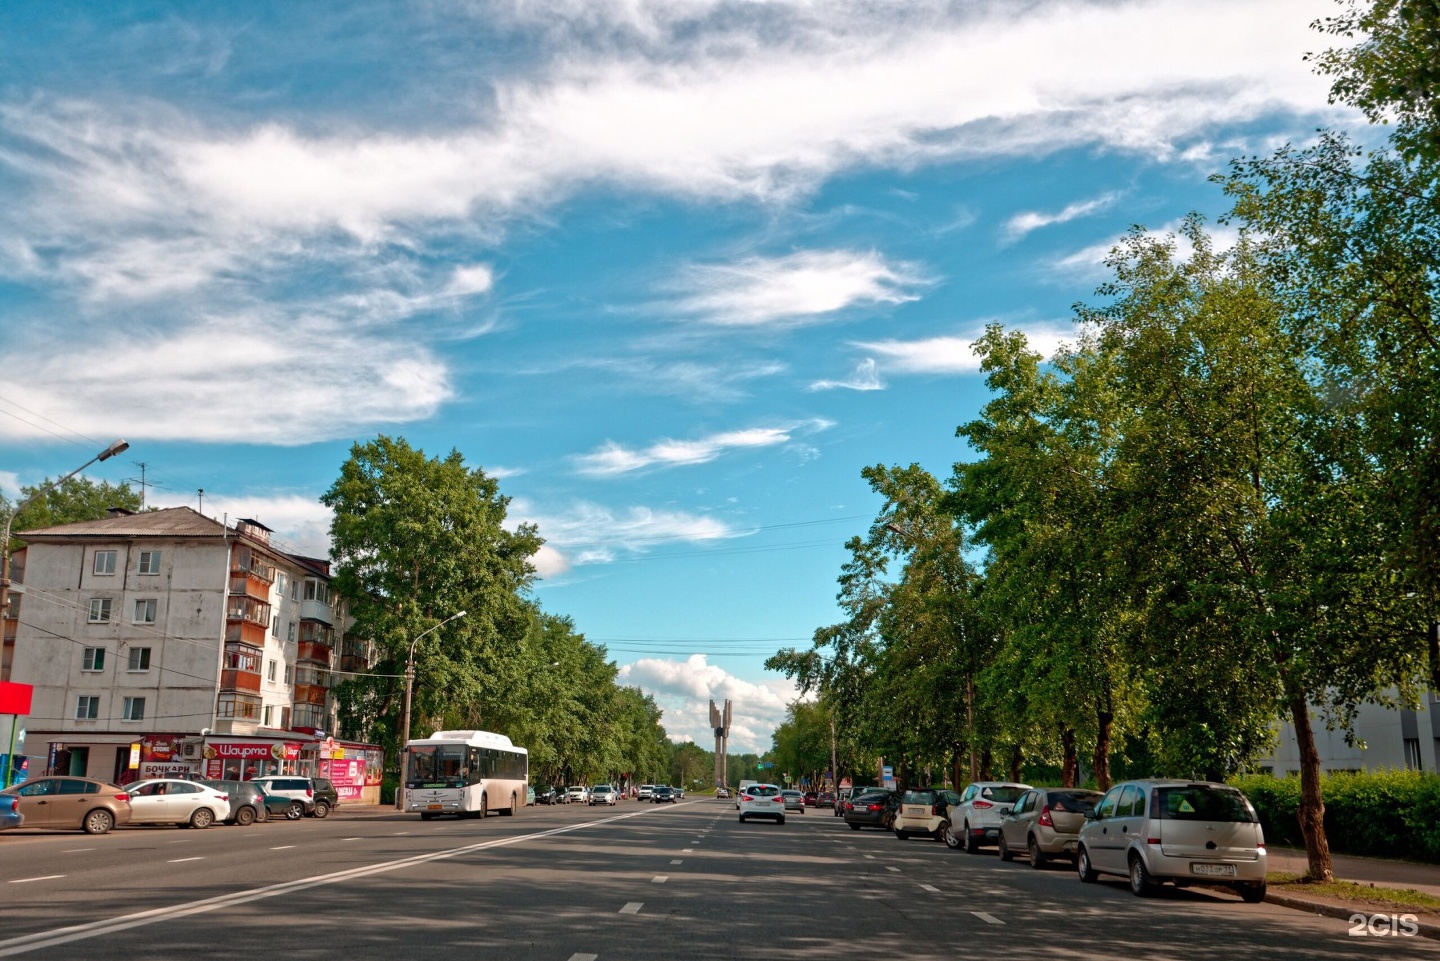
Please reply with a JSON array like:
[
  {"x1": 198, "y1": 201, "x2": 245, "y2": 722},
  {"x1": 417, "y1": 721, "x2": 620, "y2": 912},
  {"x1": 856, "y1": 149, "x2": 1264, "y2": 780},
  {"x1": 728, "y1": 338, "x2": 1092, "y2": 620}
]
[
  {"x1": 0, "y1": 775, "x2": 340, "y2": 835},
  {"x1": 874, "y1": 778, "x2": 1269, "y2": 904}
]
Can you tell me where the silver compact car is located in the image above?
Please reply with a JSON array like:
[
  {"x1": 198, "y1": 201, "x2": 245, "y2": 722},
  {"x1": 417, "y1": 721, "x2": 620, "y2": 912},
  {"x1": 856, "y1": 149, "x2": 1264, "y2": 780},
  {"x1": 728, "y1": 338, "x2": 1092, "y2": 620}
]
[
  {"x1": 1076, "y1": 780, "x2": 1268, "y2": 902},
  {"x1": 589, "y1": 784, "x2": 619, "y2": 805},
  {"x1": 949, "y1": 781, "x2": 1031, "y2": 853},
  {"x1": 997, "y1": 787, "x2": 1102, "y2": 867}
]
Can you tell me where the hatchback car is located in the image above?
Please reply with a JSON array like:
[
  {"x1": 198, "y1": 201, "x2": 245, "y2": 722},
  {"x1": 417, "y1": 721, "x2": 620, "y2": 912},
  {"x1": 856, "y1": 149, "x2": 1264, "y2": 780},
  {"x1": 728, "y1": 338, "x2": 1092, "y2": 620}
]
[
  {"x1": 637, "y1": 784, "x2": 654, "y2": 800},
  {"x1": 893, "y1": 787, "x2": 962, "y2": 842},
  {"x1": 0, "y1": 776, "x2": 132, "y2": 834},
  {"x1": 0, "y1": 793, "x2": 22, "y2": 831},
  {"x1": 842, "y1": 790, "x2": 900, "y2": 831},
  {"x1": 590, "y1": 784, "x2": 619, "y2": 805},
  {"x1": 250, "y1": 776, "x2": 321, "y2": 820},
  {"x1": 716, "y1": 787, "x2": 732, "y2": 799},
  {"x1": 780, "y1": 789, "x2": 806, "y2": 812},
  {"x1": 310, "y1": 777, "x2": 340, "y2": 815},
  {"x1": 125, "y1": 779, "x2": 230, "y2": 829},
  {"x1": 652, "y1": 785, "x2": 677, "y2": 803},
  {"x1": 200, "y1": 779, "x2": 285, "y2": 825},
  {"x1": 998, "y1": 787, "x2": 1102, "y2": 866},
  {"x1": 737, "y1": 783, "x2": 785, "y2": 823},
  {"x1": 566, "y1": 786, "x2": 589, "y2": 804},
  {"x1": 950, "y1": 781, "x2": 1032, "y2": 853},
  {"x1": 1076, "y1": 780, "x2": 1268, "y2": 902}
]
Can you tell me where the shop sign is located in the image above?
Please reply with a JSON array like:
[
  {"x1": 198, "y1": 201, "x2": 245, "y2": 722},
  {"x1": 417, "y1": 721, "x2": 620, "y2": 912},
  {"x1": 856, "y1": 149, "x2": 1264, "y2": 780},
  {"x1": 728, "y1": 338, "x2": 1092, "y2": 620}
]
[{"x1": 203, "y1": 741, "x2": 300, "y2": 761}]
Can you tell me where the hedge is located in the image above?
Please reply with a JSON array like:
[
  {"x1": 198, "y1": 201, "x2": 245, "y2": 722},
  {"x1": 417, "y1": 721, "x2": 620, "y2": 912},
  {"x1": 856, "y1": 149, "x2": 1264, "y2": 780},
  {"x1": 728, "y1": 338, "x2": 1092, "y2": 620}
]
[{"x1": 1232, "y1": 770, "x2": 1440, "y2": 863}]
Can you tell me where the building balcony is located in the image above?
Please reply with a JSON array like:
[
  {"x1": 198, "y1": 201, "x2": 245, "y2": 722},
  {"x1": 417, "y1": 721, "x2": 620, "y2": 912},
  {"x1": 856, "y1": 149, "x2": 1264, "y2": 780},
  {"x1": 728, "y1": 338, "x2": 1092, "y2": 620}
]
[
  {"x1": 293, "y1": 683, "x2": 329, "y2": 707},
  {"x1": 230, "y1": 544, "x2": 274, "y2": 583},
  {"x1": 291, "y1": 703, "x2": 329, "y2": 731},
  {"x1": 216, "y1": 692, "x2": 263, "y2": 723},
  {"x1": 299, "y1": 621, "x2": 334, "y2": 646},
  {"x1": 339, "y1": 653, "x2": 369, "y2": 673},
  {"x1": 297, "y1": 640, "x2": 332, "y2": 667},
  {"x1": 220, "y1": 668, "x2": 262, "y2": 694},
  {"x1": 229, "y1": 572, "x2": 273, "y2": 602},
  {"x1": 299, "y1": 598, "x2": 333, "y2": 625},
  {"x1": 225, "y1": 620, "x2": 267, "y2": 648},
  {"x1": 226, "y1": 596, "x2": 272, "y2": 628}
]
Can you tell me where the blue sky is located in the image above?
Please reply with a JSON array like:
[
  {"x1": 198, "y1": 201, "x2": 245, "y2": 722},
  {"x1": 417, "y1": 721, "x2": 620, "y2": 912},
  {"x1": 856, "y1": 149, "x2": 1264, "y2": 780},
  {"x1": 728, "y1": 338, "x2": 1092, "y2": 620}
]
[{"x1": 0, "y1": 0, "x2": 1350, "y2": 752}]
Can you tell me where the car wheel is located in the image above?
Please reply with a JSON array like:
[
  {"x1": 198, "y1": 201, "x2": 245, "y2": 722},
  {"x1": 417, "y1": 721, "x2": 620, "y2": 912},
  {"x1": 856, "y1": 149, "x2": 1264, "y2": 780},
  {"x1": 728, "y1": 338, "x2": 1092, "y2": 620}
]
[
  {"x1": 941, "y1": 822, "x2": 961, "y2": 849},
  {"x1": 1238, "y1": 881, "x2": 1267, "y2": 904},
  {"x1": 777, "y1": 816, "x2": 785, "y2": 825},
  {"x1": 895, "y1": 828, "x2": 909, "y2": 841},
  {"x1": 1129, "y1": 855, "x2": 1157, "y2": 897},
  {"x1": 189, "y1": 808, "x2": 214, "y2": 829},
  {"x1": 849, "y1": 823, "x2": 861, "y2": 831},
  {"x1": 997, "y1": 834, "x2": 1013, "y2": 862},
  {"x1": 1029, "y1": 836, "x2": 1048, "y2": 869},
  {"x1": 84, "y1": 809, "x2": 115, "y2": 835},
  {"x1": 1077, "y1": 847, "x2": 1098, "y2": 883},
  {"x1": 313, "y1": 801, "x2": 330, "y2": 819},
  {"x1": 235, "y1": 805, "x2": 257, "y2": 826},
  {"x1": 963, "y1": 822, "x2": 980, "y2": 854},
  {"x1": 286, "y1": 801, "x2": 304, "y2": 821},
  {"x1": 739, "y1": 814, "x2": 746, "y2": 823}
]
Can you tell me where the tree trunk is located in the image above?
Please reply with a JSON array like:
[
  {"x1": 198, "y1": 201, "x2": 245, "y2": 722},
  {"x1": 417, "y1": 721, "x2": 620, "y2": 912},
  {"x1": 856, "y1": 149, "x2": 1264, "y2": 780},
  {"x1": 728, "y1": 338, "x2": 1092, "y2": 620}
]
[
  {"x1": 1289, "y1": 697, "x2": 1333, "y2": 882},
  {"x1": 951, "y1": 746, "x2": 965, "y2": 791},
  {"x1": 1092, "y1": 705, "x2": 1113, "y2": 792},
  {"x1": 979, "y1": 748, "x2": 993, "y2": 781},
  {"x1": 1060, "y1": 726, "x2": 1078, "y2": 788},
  {"x1": 1008, "y1": 743, "x2": 1023, "y2": 783},
  {"x1": 966, "y1": 677, "x2": 979, "y2": 782}
]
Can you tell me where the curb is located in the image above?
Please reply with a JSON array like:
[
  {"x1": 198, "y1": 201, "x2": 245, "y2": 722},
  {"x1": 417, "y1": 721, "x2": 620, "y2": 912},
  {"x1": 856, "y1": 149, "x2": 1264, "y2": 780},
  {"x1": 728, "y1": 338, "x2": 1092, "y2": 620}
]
[{"x1": 1265, "y1": 891, "x2": 1440, "y2": 941}]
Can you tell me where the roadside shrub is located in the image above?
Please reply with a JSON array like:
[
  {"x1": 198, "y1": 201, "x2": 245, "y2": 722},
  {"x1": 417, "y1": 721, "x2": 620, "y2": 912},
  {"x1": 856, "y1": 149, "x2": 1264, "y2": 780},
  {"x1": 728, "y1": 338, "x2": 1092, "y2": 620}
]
[{"x1": 1232, "y1": 769, "x2": 1440, "y2": 862}]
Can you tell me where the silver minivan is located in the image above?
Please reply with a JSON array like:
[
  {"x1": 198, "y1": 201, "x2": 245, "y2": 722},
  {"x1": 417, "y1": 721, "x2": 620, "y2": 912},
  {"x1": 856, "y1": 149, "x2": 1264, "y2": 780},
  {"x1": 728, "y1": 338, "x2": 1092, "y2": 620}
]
[{"x1": 1076, "y1": 779, "x2": 1267, "y2": 902}]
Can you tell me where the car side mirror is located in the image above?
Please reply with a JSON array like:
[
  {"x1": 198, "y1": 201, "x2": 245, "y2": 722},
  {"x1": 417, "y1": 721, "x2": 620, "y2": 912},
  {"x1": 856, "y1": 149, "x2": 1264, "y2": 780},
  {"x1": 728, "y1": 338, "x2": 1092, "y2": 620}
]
[
  {"x1": 1086, "y1": 809, "x2": 1100, "y2": 821},
  {"x1": 998, "y1": 806, "x2": 1012, "y2": 816}
]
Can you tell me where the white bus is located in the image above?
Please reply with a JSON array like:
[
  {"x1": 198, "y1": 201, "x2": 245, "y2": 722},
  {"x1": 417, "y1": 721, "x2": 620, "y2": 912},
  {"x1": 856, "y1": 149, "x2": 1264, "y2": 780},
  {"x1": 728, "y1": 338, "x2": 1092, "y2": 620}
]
[{"x1": 403, "y1": 729, "x2": 529, "y2": 819}]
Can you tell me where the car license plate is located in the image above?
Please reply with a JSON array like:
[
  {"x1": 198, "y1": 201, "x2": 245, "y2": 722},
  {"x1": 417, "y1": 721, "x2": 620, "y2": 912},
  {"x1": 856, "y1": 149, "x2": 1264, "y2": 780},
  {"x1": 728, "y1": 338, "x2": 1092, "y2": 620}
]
[
  {"x1": 902, "y1": 805, "x2": 927, "y2": 816},
  {"x1": 427, "y1": 803, "x2": 442, "y2": 811},
  {"x1": 1191, "y1": 863, "x2": 1237, "y2": 877}
]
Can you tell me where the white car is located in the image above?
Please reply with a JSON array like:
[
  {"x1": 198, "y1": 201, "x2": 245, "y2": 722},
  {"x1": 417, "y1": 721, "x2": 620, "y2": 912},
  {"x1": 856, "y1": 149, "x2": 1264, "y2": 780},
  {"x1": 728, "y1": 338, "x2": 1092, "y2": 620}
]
[
  {"x1": 124, "y1": 779, "x2": 230, "y2": 829},
  {"x1": 566, "y1": 786, "x2": 589, "y2": 804},
  {"x1": 589, "y1": 784, "x2": 619, "y2": 805},
  {"x1": 637, "y1": 784, "x2": 654, "y2": 800},
  {"x1": 734, "y1": 779, "x2": 759, "y2": 809},
  {"x1": 738, "y1": 783, "x2": 785, "y2": 824},
  {"x1": 950, "y1": 781, "x2": 1032, "y2": 853}
]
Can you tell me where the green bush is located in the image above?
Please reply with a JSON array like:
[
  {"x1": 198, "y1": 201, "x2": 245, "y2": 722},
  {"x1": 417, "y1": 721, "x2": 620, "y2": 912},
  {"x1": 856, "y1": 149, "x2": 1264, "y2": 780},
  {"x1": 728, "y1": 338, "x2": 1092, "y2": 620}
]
[{"x1": 1232, "y1": 770, "x2": 1440, "y2": 862}]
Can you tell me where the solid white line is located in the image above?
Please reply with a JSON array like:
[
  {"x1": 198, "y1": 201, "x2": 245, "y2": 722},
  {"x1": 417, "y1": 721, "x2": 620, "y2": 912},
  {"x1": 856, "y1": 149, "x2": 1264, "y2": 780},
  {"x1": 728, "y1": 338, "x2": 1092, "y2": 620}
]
[
  {"x1": 166, "y1": 858, "x2": 204, "y2": 863},
  {"x1": 619, "y1": 902, "x2": 643, "y2": 915},
  {"x1": 270, "y1": 846, "x2": 295, "y2": 851},
  {"x1": 919, "y1": 883, "x2": 941, "y2": 893},
  {"x1": 341, "y1": 837, "x2": 362, "y2": 841},
  {"x1": 0, "y1": 806, "x2": 662, "y2": 958},
  {"x1": 8, "y1": 876, "x2": 64, "y2": 884},
  {"x1": 670, "y1": 860, "x2": 682, "y2": 865},
  {"x1": 652, "y1": 876, "x2": 668, "y2": 884},
  {"x1": 568, "y1": 955, "x2": 598, "y2": 961},
  {"x1": 972, "y1": 911, "x2": 1004, "y2": 925},
  {"x1": 60, "y1": 849, "x2": 92, "y2": 854}
]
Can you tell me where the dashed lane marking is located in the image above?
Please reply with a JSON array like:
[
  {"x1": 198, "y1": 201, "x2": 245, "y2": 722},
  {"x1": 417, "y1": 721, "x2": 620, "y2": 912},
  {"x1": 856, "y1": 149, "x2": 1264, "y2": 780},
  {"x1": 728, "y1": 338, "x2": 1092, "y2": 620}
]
[
  {"x1": 8, "y1": 876, "x2": 64, "y2": 884},
  {"x1": 670, "y1": 860, "x2": 683, "y2": 865},
  {"x1": 885, "y1": 866, "x2": 899, "y2": 872},
  {"x1": 972, "y1": 912, "x2": 1004, "y2": 925},
  {"x1": 568, "y1": 955, "x2": 598, "y2": 961},
  {"x1": 270, "y1": 845, "x2": 296, "y2": 850},
  {"x1": 653, "y1": 876, "x2": 669, "y2": 884},
  {"x1": 920, "y1": 884, "x2": 941, "y2": 893},
  {"x1": 166, "y1": 858, "x2": 204, "y2": 864},
  {"x1": 619, "y1": 903, "x2": 643, "y2": 915}
]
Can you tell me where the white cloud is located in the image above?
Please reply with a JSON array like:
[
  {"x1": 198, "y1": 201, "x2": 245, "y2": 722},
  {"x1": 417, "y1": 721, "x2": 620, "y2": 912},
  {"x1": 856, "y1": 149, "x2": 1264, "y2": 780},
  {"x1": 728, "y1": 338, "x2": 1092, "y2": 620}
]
[
  {"x1": 809, "y1": 357, "x2": 883, "y2": 392},
  {"x1": 670, "y1": 250, "x2": 924, "y2": 326},
  {"x1": 618, "y1": 653, "x2": 800, "y2": 754},
  {"x1": 1003, "y1": 191, "x2": 1120, "y2": 244},
  {"x1": 514, "y1": 499, "x2": 743, "y2": 571},
  {"x1": 858, "y1": 323, "x2": 1076, "y2": 373},
  {"x1": 574, "y1": 420, "x2": 830, "y2": 476},
  {"x1": 150, "y1": 491, "x2": 334, "y2": 558}
]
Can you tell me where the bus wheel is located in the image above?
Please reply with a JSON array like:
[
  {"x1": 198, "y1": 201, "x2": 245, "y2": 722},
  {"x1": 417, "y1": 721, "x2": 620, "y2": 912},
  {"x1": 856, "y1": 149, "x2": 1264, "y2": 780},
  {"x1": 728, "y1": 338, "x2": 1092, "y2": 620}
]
[
  {"x1": 478, "y1": 794, "x2": 487, "y2": 818},
  {"x1": 505, "y1": 793, "x2": 518, "y2": 816}
]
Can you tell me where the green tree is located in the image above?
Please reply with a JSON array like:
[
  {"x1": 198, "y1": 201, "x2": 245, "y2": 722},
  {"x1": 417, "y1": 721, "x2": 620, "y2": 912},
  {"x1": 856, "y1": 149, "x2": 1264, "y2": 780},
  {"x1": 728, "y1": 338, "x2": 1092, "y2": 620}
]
[
  {"x1": 323, "y1": 435, "x2": 542, "y2": 763},
  {"x1": 4, "y1": 476, "x2": 144, "y2": 546}
]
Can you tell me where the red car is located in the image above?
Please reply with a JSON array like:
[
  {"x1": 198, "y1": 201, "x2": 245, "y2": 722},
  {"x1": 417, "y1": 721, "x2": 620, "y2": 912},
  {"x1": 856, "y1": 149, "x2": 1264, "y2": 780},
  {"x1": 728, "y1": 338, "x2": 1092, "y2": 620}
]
[{"x1": 803, "y1": 791, "x2": 819, "y2": 806}]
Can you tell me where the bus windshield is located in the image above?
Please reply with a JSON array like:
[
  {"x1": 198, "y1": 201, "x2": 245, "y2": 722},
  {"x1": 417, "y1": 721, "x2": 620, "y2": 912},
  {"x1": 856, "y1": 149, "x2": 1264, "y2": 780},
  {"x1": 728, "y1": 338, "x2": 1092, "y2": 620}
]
[{"x1": 407, "y1": 744, "x2": 467, "y2": 788}]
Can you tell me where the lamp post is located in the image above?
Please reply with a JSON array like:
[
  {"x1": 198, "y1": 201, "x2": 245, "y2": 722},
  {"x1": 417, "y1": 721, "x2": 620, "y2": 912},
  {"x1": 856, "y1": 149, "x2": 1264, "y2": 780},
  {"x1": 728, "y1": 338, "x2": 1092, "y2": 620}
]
[
  {"x1": 395, "y1": 609, "x2": 466, "y2": 811},
  {"x1": 1, "y1": 439, "x2": 130, "y2": 632}
]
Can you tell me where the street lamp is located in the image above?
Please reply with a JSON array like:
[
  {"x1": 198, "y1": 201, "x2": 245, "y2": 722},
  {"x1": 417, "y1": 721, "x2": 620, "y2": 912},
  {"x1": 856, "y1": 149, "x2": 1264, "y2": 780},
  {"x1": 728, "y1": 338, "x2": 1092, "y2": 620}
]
[
  {"x1": 1, "y1": 439, "x2": 130, "y2": 630},
  {"x1": 395, "y1": 609, "x2": 466, "y2": 811}
]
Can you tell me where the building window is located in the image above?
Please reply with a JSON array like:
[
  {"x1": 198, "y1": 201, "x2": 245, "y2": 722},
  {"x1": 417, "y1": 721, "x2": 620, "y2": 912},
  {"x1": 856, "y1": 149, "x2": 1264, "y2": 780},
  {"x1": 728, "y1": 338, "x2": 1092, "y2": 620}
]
[
  {"x1": 75, "y1": 696, "x2": 100, "y2": 719},
  {"x1": 291, "y1": 579, "x2": 299, "y2": 601},
  {"x1": 283, "y1": 665, "x2": 292, "y2": 685},
  {"x1": 93, "y1": 550, "x2": 117, "y2": 575},
  {"x1": 276, "y1": 573, "x2": 286, "y2": 596},
  {"x1": 216, "y1": 693, "x2": 261, "y2": 720},
  {"x1": 137, "y1": 550, "x2": 161, "y2": 575},
  {"x1": 88, "y1": 598, "x2": 113, "y2": 623},
  {"x1": 281, "y1": 707, "x2": 291, "y2": 728},
  {"x1": 132, "y1": 599, "x2": 157, "y2": 624},
  {"x1": 1406, "y1": 738, "x2": 1423, "y2": 771},
  {"x1": 122, "y1": 697, "x2": 146, "y2": 721},
  {"x1": 82, "y1": 648, "x2": 105, "y2": 672},
  {"x1": 263, "y1": 704, "x2": 274, "y2": 726},
  {"x1": 287, "y1": 621, "x2": 296, "y2": 643},
  {"x1": 127, "y1": 647, "x2": 151, "y2": 672},
  {"x1": 267, "y1": 659, "x2": 277, "y2": 682}
]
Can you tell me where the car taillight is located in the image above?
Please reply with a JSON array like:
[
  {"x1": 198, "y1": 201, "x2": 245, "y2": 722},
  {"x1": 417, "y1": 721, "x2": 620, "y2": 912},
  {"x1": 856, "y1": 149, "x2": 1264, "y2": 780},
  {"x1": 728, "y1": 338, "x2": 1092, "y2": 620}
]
[
  {"x1": 1257, "y1": 841, "x2": 1266, "y2": 851},
  {"x1": 867, "y1": 803, "x2": 883, "y2": 812},
  {"x1": 216, "y1": 794, "x2": 229, "y2": 802},
  {"x1": 1038, "y1": 805, "x2": 1054, "y2": 827},
  {"x1": 741, "y1": 794, "x2": 754, "y2": 802},
  {"x1": 972, "y1": 800, "x2": 993, "y2": 809},
  {"x1": 305, "y1": 788, "x2": 313, "y2": 797},
  {"x1": 932, "y1": 803, "x2": 945, "y2": 816},
  {"x1": 114, "y1": 793, "x2": 130, "y2": 802}
]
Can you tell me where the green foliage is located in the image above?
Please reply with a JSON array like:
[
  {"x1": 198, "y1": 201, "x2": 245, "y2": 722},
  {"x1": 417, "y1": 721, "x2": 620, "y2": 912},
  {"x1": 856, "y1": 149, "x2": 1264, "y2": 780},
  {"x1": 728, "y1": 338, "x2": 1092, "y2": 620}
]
[
  {"x1": 5, "y1": 476, "x2": 144, "y2": 547},
  {"x1": 1234, "y1": 770, "x2": 1440, "y2": 861}
]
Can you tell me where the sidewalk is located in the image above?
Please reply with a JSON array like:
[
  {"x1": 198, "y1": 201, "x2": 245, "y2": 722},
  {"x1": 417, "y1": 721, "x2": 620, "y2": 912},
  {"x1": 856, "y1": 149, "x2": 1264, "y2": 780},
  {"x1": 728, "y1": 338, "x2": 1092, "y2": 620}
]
[{"x1": 1263, "y1": 846, "x2": 1440, "y2": 938}]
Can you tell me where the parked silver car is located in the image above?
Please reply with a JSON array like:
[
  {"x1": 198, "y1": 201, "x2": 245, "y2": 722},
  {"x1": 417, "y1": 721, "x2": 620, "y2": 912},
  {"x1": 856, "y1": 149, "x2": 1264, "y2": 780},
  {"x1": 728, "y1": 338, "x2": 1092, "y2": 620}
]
[
  {"x1": 997, "y1": 787, "x2": 1102, "y2": 866},
  {"x1": 948, "y1": 781, "x2": 1031, "y2": 853},
  {"x1": 1076, "y1": 780, "x2": 1268, "y2": 902}
]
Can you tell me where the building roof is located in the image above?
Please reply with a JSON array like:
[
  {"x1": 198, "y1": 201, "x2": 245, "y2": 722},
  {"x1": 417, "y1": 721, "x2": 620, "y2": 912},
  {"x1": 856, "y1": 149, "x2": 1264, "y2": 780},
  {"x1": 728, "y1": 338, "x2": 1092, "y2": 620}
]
[{"x1": 16, "y1": 506, "x2": 228, "y2": 541}]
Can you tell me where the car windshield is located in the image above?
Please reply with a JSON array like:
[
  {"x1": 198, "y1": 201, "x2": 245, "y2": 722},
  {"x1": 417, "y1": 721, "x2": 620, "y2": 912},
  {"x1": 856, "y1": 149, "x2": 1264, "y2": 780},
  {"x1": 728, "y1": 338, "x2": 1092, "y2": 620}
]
[
  {"x1": 980, "y1": 786, "x2": 1028, "y2": 803},
  {"x1": 1156, "y1": 786, "x2": 1257, "y2": 823}
]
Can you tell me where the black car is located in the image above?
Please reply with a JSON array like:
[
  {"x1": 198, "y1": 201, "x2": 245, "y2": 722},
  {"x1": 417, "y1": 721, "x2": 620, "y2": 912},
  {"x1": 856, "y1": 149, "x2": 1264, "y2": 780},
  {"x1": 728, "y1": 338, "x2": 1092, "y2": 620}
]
[
  {"x1": 842, "y1": 790, "x2": 900, "y2": 831},
  {"x1": 311, "y1": 777, "x2": 340, "y2": 817},
  {"x1": 652, "y1": 785, "x2": 677, "y2": 803},
  {"x1": 200, "y1": 780, "x2": 272, "y2": 825},
  {"x1": 534, "y1": 785, "x2": 561, "y2": 805}
]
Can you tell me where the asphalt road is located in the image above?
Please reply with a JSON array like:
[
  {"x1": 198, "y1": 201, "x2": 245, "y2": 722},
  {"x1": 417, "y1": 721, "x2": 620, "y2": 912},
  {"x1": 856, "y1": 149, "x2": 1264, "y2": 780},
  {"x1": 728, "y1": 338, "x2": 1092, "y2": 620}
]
[{"x1": 0, "y1": 798, "x2": 1435, "y2": 959}]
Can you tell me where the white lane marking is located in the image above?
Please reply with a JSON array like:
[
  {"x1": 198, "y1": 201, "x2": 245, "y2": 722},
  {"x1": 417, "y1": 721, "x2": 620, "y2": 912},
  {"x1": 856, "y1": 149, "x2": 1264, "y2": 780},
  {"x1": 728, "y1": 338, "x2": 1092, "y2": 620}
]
[
  {"x1": 863, "y1": 855, "x2": 875, "y2": 860},
  {"x1": 885, "y1": 866, "x2": 900, "y2": 872},
  {"x1": 652, "y1": 876, "x2": 668, "y2": 884},
  {"x1": 670, "y1": 860, "x2": 683, "y2": 865},
  {"x1": 270, "y1": 846, "x2": 296, "y2": 851},
  {"x1": 568, "y1": 955, "x2": 598, "y2": 961},
  {"x1": 60, "y1": 849, "x2": 92, "y2": 854},
  {"x1": 8, "y1": 876, "x2": 64, "y2": 884},
  {"x1": 393, "y1": 831, "x2": 410, "y2": 836},
  {"x1": 166, "y1": 858, "x2": 204, "y2": 864},
  {"x1": 619, "y1": 902, "x2": 643, "y2": 915},
  {"x1": 0, "y1": 805, "x2": 665, "y2": 958},
  {"x1": 341, "y1": 837, "x2": 362, "y2": 841},
  {"x1": 920, "y1": 883, "x2": 941, "y2": 893},
  {"x1": 972, "y1": 911, "x2": 1004, "y2": 925},
  {"x1": 682, "y1": 848, "x2": 693, "y2": 853}
]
